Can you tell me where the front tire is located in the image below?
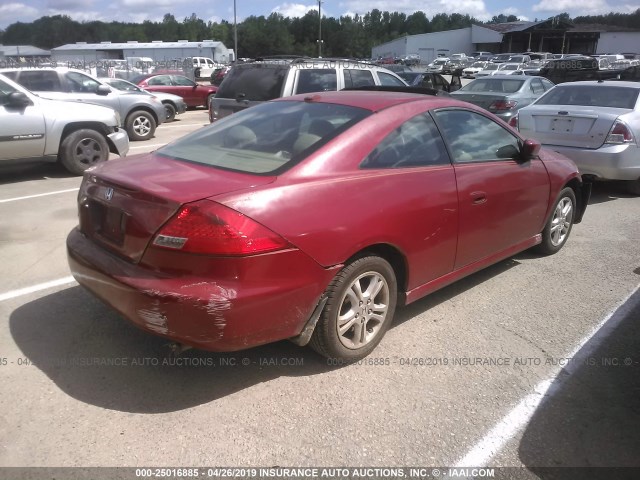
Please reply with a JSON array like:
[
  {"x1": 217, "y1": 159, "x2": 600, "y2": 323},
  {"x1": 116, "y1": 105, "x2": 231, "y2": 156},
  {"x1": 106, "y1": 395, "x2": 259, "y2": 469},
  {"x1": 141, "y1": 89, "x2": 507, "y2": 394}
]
[
  {"x1": 59, "y1": 129, "x2": 109, "y2": 175},
  {"x1": 310, "y1": 256, "x2": 397, "y2": 362},
  {"x1": 536, "y1": 187, "x2": 576, "y2": 255},
  {"x1": 126, "y1": 110, "x2": 156, "y2": 141}
]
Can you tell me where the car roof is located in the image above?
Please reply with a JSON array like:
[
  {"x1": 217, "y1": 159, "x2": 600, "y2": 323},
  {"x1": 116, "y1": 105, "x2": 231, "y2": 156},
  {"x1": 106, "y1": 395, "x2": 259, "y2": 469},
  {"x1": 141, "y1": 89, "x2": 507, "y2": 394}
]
[{"x1": 273, "y1": 90, "x2": 460, "y2": 112}]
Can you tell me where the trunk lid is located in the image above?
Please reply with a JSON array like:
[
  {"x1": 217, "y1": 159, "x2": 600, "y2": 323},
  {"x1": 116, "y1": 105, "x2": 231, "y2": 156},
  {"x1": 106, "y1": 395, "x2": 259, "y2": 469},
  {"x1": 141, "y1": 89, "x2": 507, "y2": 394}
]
[
  {"x1": 453, "y1": 92, "x2": 509, "y2": 110},
  {"x1": 518, "y1": 106, "x2": 627, "y2": 149},
  {"x1": 78, "y1": 153, "x2": 276, "y2": 263}
]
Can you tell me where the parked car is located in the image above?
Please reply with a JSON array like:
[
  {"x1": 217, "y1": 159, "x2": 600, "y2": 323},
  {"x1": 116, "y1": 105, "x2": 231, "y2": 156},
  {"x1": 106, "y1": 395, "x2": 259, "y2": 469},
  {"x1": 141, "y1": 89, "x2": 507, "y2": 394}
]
[
  {"x1": 404, "y1": 54, "x2": 420, "y2": 66},
  {"x1": 209, "y1": 58, "x2": 407, "y2": 122},
  {"x1": 402, "y1": 71, "x2": 462, "y2": 92},
  {"x1": 99, "y1": 77, "x2": 187, "y2": 122},
  {"x1": 426, "y1": 58, "x2": 449, "y2": 73},
  {"x1": 463, "y1": 61, "x2": 488, "y2": 78},
  {"x1": 133, "y1": 74, "x2": 218, "y2": 108},
  {"x1": 497, "y1": 63, "x2": 526, "y2": 75},
  {"x1": 475, "y1": 63, "x2": 502, "y2": 77},
  {"x1": 192, "y1": 57, "x2": 218, "y2": 79},
  {"x1": 67, "y1": 90, "x2": 589, "y2": 361},
  {"x1": 451, "y1": 75, "x2": 555, "y2": 122},
  {"x1": 210, "y1": 65, "x2": 231, "y2": 86},
  {"x1": 539, "y1": 56, "x2": 621, "y2": 83},
  {"x1": 0, "y1": 73, "x2": 128, "y2": 174},
  {"x1": 512, "y1": 80, "x2": 640, "y2": 195},
  {"x1": 0, "y1": 67, "x2": 166, "y2": 141}
]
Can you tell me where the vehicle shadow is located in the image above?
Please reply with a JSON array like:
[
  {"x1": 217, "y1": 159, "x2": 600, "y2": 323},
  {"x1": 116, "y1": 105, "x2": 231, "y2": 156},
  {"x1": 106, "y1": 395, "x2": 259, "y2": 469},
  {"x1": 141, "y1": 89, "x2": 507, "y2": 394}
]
[
  {"x1": 0, "y1": 163, "x2": 76, "y2": 185},
  {"x1": 517, "y1": 288, "x2": 640, "y2": 478},
  {"x1": 587, "y1": 182, "x2": 635, "y2": 205},
  {"x1": 10, "y1": 258, "x2": 522, "y2": 414},
  {"x1": 9, "y1": 286, "x2": 332, "y2": 414}
]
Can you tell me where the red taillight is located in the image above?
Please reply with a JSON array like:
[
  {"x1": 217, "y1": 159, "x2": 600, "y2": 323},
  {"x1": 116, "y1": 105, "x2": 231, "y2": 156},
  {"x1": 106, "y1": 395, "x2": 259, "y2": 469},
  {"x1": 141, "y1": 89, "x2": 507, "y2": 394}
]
[
  {"x1": 489, "y1": 100, "x2": 518, "y2": 111},
  {"x1": 152, "y1": 200, "x2": 290, "y2": 256},
  {"x1": 605, "y1": 120, "x2": 635, "y2": 145},
  {"x1": 508, "y1": 114, "x2": 519, "y2": 130}
]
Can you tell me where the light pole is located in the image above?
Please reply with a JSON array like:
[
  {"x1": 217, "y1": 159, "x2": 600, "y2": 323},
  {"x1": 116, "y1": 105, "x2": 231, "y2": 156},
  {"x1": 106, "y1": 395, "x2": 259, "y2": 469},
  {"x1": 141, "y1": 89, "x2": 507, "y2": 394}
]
[
  {"x1": 233, "y1": 0, "x2": 238, "y2": 62},
  {"x1": 317, "y1": 0, "x2": 323, "y2": 57}
]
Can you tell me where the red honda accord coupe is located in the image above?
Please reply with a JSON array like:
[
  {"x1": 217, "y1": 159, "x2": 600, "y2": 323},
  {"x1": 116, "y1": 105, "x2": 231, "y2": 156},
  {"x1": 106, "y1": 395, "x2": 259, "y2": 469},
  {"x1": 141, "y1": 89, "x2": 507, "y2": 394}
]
[{"x1": 67, "y1": 91, "x2": 590, "y2": 361}]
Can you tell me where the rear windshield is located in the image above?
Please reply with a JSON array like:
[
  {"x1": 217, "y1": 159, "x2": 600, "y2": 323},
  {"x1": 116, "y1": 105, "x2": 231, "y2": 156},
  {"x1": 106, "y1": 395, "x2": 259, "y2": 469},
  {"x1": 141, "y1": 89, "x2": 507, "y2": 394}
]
[
  {"x1": 461, "y1": 79, "x2": 524, "y2": 93},
  {"x1": 536, "y1": 85, "x2": 639, "y2": 109},
  {"x1": 216, "y1": 64, "x2": 288, "y2": 101},
  {"x1": 157, "y1": 100, "x2": 371, "y2": 175}
]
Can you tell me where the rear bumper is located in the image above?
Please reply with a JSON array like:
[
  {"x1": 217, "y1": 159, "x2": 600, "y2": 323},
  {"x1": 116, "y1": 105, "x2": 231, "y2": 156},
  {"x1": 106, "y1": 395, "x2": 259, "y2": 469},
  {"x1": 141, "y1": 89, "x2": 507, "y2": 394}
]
[
  {"x1": 548, "y1": 143, "x2": 640, "y2": 181},
  {"x1": 107, "y1": 129, "x2": 129, "y2": 157},
  {"x1": 66, "y1": 228, "x2": 336, "y2": 352}
]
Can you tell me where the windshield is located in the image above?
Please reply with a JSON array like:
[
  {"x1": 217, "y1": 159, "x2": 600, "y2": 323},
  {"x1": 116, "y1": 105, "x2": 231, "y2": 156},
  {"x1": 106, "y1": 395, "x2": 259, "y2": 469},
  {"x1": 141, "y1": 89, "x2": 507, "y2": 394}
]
[
  {"x1": 535, "y1": 85, "x2": 639, "y2": 109},
  {"x1": 484, "y1": 64, "x2": 499, "y2": 71},
  {"x1": 157, "y1": 100, "x2": 371, "y2": 175}
]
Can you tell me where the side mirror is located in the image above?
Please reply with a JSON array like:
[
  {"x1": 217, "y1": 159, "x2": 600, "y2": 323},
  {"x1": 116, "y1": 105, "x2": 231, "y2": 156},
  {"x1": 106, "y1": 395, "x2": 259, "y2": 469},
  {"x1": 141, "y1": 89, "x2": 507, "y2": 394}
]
[
  {"x1": 7, "y1": 92, "x2": 33, "y2": 108},
  {"x1": 496, "y1": 144, "x2": 520, "y2": 159},
  {"x1": 96, "y1": 85, "x2": 111, "y2": 96},
  {"x1": 521, "y1": 138, "x2": 541, "y2": 159}
]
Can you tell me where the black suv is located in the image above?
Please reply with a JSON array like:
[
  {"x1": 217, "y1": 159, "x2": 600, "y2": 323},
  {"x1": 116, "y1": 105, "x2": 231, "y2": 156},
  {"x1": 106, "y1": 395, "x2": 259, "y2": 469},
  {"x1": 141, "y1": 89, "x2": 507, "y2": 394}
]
[{"x1": 208, "y1": 58, "x2": 408, "y2": 122}]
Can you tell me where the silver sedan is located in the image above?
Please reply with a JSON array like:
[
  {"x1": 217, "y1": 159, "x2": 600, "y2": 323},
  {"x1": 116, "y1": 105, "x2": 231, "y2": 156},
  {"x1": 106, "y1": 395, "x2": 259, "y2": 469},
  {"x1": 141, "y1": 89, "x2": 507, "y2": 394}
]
[
  {"x1": 513, "y1": 80, "x2": 640, "y2": 195},
  {"x1": 451, "y1": 75, "x2": 555, "y2": 122}
]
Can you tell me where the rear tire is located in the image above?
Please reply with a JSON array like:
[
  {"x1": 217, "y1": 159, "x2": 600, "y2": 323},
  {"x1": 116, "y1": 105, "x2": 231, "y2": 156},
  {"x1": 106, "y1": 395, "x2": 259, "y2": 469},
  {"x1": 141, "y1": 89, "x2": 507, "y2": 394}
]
[
  {"x1": 126, "y1": 110, "x2": 156, "y2": 141},
  {"x1": 535, "y1": 187, "x2": 576, "y2": 255},
  {"x1": 310, "y1": 256, "x2": 397, "y2": 362},
  {"x1": 163, "y1": 102, "x2": 177, "y2": 122},
  {"x1": 59, "y1": 129, "x2": 109, "y2": 175}
]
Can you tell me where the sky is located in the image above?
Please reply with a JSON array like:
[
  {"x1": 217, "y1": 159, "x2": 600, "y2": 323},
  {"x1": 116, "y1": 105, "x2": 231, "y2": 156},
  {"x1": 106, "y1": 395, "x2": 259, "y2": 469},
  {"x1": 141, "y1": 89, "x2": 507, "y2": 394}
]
[{"x1": 1, "y1": 0, "x2": 639, "y2": 31}]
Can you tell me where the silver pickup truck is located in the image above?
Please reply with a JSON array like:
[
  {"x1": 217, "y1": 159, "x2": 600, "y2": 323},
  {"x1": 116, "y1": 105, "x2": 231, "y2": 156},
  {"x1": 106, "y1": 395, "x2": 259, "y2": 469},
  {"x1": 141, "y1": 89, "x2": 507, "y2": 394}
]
[
  {"x1": 0, "y1": 73, "x2": 129, "y2": 175},
  {"x1": 0, "y1": 67, "x2": 166, "y2": 141}
]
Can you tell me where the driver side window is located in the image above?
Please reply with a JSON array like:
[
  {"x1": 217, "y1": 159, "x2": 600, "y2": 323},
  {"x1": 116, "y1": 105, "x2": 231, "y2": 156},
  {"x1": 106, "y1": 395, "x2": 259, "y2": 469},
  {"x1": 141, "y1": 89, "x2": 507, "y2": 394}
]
[
  {"x1": 66, "y1": 72, "x2": 100, "y2": 93},
  {"x1": 433, "y1": 109, "x2": 521, "y2": 163},
  {"x1": 361, "y1": 113, "x2": 450, "y2": 169}
]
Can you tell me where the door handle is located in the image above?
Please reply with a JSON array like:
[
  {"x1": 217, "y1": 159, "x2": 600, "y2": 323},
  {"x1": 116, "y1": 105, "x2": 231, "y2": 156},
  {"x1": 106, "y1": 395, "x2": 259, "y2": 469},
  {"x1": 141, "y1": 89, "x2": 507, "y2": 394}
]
[{"x1": 471, "y1": 191, "x2": 487, "y2": 205}]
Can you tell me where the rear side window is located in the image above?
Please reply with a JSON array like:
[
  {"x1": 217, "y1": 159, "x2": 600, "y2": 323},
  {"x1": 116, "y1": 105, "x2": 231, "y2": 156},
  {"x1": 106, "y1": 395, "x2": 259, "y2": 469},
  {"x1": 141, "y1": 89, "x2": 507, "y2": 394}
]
[
  {"x1": 536, "y1": 85, "x2": 639, "y2": 109},
  {"x1": 216, "y1": 65, "x2": 287, "y2": 101},
  {"x1": 15, "y1": 71, "x2": 62, "y2": 91},
  {"x1": 295, "y1": 69, "x2": 337, "y2": 94},
  {"x1": 344, "y1": 69, "x2": 375, "y2": 88}
]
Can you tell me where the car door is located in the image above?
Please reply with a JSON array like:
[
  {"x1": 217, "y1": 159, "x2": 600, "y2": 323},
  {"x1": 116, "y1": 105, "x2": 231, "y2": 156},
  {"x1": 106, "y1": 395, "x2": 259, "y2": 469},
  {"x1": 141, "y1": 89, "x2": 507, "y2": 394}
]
[
  {"x1": 432, "y1": 108, "x2": 550, "y2": 269},
  {"x1": 59, "y1": 71, "x2": 122, "y2": 114},
  {"x1": 0, "y1": 78, "x2": 46, "y2": 161},
  {"x1": 360, "y1": 112, "x2": 458, "y2": 288},
  {"x1": 170, "y1": 75, "x2": 200, "y2": 105}
]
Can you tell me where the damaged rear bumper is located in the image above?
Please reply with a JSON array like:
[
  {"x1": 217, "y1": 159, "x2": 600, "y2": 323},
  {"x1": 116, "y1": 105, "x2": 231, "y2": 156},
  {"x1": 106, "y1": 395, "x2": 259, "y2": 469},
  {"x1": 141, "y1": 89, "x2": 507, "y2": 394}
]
[{"x1": 66, "y1": 228, "x2": 336, "y2": 351}]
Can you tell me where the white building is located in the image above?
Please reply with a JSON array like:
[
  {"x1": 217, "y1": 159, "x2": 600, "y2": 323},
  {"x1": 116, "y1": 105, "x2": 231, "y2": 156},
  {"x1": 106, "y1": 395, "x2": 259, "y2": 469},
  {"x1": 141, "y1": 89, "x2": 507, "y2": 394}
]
[
  {"x1": 372, "y1": 26, "x2": 501, "y2": 64},
  {"x1": 372, "y1": 20, "x2": 640, "y2": 63},
  {"x1": 52, "y1": 40, "x2": 234, "y2": 64}
]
